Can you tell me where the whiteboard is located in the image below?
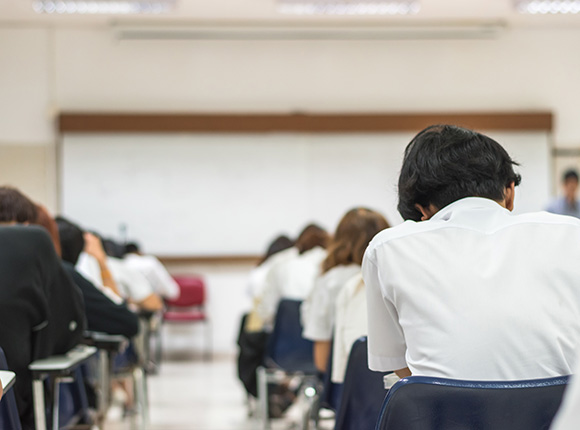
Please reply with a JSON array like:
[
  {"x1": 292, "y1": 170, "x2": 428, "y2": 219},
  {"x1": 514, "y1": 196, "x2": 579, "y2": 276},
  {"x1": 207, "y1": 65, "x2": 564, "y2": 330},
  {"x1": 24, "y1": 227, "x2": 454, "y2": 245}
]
[{"x1": 61, "y1": 131, "x2": 551, "y2": 256}]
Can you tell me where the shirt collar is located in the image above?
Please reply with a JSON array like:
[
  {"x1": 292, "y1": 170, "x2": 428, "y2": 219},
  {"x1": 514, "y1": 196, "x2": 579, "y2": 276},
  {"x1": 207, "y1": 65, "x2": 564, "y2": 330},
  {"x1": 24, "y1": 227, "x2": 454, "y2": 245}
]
[{"x1": 431, "y1": 197, "x2": 508, "y2": 221}]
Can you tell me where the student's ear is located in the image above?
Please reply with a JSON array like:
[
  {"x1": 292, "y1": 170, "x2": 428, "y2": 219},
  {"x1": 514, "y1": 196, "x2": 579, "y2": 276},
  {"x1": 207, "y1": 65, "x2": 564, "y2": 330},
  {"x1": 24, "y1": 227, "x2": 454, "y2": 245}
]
[
  {"x1": 415, "y1": 203, "x2": 437, "y2": 221},
  {"x1": 504, "y1": 182, "x2": 516, "y2": 211}
]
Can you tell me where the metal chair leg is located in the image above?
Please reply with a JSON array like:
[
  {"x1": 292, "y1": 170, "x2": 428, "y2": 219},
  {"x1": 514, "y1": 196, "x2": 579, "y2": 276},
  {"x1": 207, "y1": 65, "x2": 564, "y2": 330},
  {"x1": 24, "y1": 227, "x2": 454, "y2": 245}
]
[
  {"x1": 33, "y1": 379, "x2": 47, "y2": 430},
  {"x1": 257, "y1": 366, "x2": 271, "y2": 430}
]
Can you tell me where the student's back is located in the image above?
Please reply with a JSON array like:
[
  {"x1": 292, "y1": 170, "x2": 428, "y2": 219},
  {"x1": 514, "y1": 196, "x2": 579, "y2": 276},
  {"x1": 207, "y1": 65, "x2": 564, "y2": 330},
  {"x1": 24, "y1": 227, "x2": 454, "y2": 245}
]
[
  {"x1": 0, "y1": 226, "x2": 85, "y2": 429},
  {"x1": 62, "y1": 261, "x2": 139, "y2": 338}
]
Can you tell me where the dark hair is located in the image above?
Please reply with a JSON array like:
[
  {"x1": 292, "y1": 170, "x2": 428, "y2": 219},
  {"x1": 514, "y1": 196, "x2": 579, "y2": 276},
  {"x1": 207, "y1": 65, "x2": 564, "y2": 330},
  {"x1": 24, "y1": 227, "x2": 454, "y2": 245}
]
[
  {"x1": 563, "y1": 169, "x2": 579, "y2": 183},
  {"x1": 295, "y1": 224, "x2": 329, "y2": 254},
  {"x1": 124, "y1": 242, "x2": 141, "y2": 255},
  {"x1": 102, "y1": 238, "x2": 126, "y2": 258},
  {"x1": 0, "y1": 186, "x2": 38, "y2": 223},
  {"x1": 34, "y1": 205, "x2": 62, "y2": 257},
  {"x1": 55, "y1": 216, "x2": 85, "y2": 265},
  {"x1": 259, "y1": 235, "x2": 294, "y2": 265},
  {"x1": 322, "y1": 208, "x2": 389, "y2": 273},
  {"x1": 397, "y1": 125, "x2": 522, "y2": 221}
]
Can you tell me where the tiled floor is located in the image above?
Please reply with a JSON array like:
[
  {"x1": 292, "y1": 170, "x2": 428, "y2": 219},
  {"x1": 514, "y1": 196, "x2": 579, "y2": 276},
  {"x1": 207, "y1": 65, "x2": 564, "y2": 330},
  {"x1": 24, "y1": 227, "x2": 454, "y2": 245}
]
[{"x1": 104, "y1": 354, "x2": 305, "y2": 430}]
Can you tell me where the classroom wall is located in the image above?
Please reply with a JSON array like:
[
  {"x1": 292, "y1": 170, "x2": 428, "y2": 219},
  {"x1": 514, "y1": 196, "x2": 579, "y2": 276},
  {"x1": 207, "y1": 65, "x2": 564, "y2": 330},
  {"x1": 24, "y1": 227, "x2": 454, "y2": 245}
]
[
  {"x1": 2, "y1": 24, "x2": 580, "y2": 210},
  {"x1": 2, "y1": 23, "x2": 580, "y2": 353}
]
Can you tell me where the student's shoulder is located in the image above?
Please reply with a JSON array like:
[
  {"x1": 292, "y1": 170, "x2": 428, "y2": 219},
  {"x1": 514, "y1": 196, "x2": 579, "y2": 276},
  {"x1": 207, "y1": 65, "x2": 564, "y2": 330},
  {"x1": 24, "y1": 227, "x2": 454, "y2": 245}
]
[
  {"x1": 515, "y1": 210, "x2": 580, "y2": 228},
  {"x1": 365, "y1": 220, "x2": 438, "y2": 261},
  {"x1": 370, "y1": 219, "x2": 436, "y2": 246}
]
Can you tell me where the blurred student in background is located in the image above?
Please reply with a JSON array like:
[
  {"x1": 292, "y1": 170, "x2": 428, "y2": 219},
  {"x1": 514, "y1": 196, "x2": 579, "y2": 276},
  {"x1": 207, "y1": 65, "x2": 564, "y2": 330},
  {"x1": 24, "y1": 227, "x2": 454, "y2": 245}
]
[
  {"x1": 58, "y1": 217, "x2": 163, "y2": 312},
  {"x1": 123, "y1": 242, "x2": 180, "y2": 300},
  {"x1": 237, "y1": 234, "x2": 296, "y2": 399},
  {"x1": 301, "y1": 208, "x2": 389, "y2": 375},
  {"x1": 546, "y1": 168, "x2": 580, "y2": 218},
  {"x1": 56, "y1": 216, "x2": 139, "y2": 338},
  {"x1": 255, "y1": 224, "x2": 329, "y2": 331}
]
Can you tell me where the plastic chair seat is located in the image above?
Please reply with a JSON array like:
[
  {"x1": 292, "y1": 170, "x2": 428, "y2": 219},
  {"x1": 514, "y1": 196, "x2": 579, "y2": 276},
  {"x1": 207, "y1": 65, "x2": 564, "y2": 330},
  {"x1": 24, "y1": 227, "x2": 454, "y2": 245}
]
[
  {"x1": 163, "y1": 311, "x2": 207, "y2": 322},
  {"x1": 376, "y1": 375, "x2": 570, "y2": 430},
  {"x1": 161, "y1": 275, "x2": 212, "y2": 360}
]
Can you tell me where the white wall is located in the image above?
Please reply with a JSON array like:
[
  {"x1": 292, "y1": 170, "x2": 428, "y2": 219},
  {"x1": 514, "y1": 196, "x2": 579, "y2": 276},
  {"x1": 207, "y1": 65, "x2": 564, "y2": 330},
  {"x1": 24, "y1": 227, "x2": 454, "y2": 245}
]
[{"x1": 2, "y1": 24, "x2": 580, "y2": 209}]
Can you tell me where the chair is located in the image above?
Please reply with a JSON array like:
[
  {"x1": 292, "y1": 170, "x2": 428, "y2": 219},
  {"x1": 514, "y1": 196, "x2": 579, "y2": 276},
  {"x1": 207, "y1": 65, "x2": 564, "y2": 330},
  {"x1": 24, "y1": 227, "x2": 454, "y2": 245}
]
[
  {"x1": 319, "y1": 339, "x2": 342, "y2": 413},
  {"x1": 57, "y1": 367, "x2": 91, "y2": 429},
  {"x1": 334, "y1": 336, "x2": 389, "y2": 430},
  {"x1": 163, "y1": 276, "x2": 211, "y2": 360},
  {"x1": 0, "y1": 347, "x2": 21, "y2": 430},
  {"x1": 256, "y1": 299, "x2": 319, "y2": 429},
  {"x1": 29, "y1": 345, "x2": 97, "y2": 430},
  {"x1": 376, "y1": 374, "x2": 570, "y2": 430}
]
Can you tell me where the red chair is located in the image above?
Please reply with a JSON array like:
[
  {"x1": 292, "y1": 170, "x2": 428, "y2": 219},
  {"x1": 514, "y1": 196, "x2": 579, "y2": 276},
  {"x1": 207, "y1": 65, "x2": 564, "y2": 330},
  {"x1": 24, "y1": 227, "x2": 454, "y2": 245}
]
[{"x1": 163, "y1": 276, "x2": 212, "y2": 360}]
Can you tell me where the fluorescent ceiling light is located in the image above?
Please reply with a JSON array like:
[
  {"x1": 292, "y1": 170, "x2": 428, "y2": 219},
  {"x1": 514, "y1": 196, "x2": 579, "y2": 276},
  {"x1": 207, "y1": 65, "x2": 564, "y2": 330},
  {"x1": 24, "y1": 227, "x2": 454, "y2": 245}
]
[
  {"x1": 514, "y1": 0, "x2": 580, "y2": 14},
  {"x1": 32, "y1": 0, "x2": 176, "y2": 14},
  {"x1": 278, "y1": 0, "x2": 420, "y2": 15}
]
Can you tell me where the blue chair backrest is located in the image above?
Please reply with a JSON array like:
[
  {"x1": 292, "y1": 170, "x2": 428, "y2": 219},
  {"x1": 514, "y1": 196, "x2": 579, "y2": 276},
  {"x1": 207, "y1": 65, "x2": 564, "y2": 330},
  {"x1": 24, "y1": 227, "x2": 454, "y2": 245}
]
[
  {"x1": 58, "y1": 366, "x2": 90, "y2": 429},
  {"x1": 376, "y1": 374, "x2": 570, "y2": 430},
  {"x1": 320, "y1": 339, "x2": 342, "y2": 412},
  {"x1": 334, "y1": 336, "x2": 389, "y2": 430},
  {"x1": 0, "y1": 347, "x2": 22, "y2": 430},
  {"x1": 265, "y1": 299, "x2": 316, "y2": 373}
]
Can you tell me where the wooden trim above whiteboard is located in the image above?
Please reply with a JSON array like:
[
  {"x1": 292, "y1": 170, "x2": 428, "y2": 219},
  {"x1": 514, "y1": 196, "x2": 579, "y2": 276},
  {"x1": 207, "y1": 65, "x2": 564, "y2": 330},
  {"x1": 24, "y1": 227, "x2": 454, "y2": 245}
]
[{"x1": 58, "y1": 112, "x2": 553, "y2": 133}]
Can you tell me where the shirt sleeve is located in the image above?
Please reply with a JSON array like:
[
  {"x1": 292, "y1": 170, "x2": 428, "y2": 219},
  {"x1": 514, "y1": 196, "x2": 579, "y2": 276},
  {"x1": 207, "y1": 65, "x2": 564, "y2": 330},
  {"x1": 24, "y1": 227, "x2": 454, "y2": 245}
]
[
  {"x1": 362, "y1": 252, "x2": 408, "y2": 372},
  {"x1": 146, "y1": 256, "x2": 180, "y2": 299},
  {"x1": 302, "y1": 276, "x2": 333, "y2": 341}
]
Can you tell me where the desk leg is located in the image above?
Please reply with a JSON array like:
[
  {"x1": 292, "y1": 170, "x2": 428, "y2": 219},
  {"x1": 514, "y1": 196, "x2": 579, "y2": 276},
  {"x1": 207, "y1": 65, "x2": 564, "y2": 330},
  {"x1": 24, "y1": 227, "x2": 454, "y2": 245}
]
[
  {"x1": 98, "y1": 349, "x2": 110, "y2": 418},
  {"x1": 33, "y1": 378, "x2": 47, "y2": 430},
  {"x1": 52, "y1": 379, "x2": 60, "y2": 430}
]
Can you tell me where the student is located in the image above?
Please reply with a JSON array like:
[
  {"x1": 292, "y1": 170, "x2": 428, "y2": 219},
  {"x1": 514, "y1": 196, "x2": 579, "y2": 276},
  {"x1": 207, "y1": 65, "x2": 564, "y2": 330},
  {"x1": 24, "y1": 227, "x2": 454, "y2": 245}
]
[
  {"x1": 301, "y1": 208, "x2": 389, "y2": 373},
  {"x1": 237, "y1": 235, "x2": 296, "y2": 399},
  {"x1": 546, "y1": 168, "x2": 580, "y2": 218},
  {"x1": 363, "y1": 125, "x2": 580, "y2": 380},
  {"x1": 247, "y1": 235, "x2": 296, "y2": 300},
  {"x1": 55, "y1": 215, "x2": 140, "y2": 338},
  {"x1": 122, "y1": 242, "x2": 180, "y2": 300},
  {"x1": 57, "y1": 217, "x2": 163, "y2": 311},
  {"x1": 0, "y1": 187, "x2": 85, "y2": 429},
  {"x1": 256, "y1": 224, "x2": 329, "y2": 330}
]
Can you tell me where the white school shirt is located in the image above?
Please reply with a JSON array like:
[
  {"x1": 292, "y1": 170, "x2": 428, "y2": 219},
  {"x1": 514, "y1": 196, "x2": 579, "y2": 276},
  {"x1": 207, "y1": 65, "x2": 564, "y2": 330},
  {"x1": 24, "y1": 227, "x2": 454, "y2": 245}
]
[
  {"x1": 124, "y1": 254, "x2": 179, "y2": 299},
  {"x1": 107, "y1": 256, "x2": 154, "y2": 302},
  {"x1": 363, "y1": 197, "x2": 580, "y2": 380},
  {"x1": 75, "y1": 252, "x2": 124, "y2": 305},
  {"x1": 247, "y1": 247, "x2": 298, "y2": 299},
  {"x1": 332, "y1": 272, "x2": 368, "y2": 383},
  {"x1": 257, "y1": 246, "x2": 326, "y2": 328},
  {"x1": 302, "y1": 264, "x2": 361, "y2": 341}
]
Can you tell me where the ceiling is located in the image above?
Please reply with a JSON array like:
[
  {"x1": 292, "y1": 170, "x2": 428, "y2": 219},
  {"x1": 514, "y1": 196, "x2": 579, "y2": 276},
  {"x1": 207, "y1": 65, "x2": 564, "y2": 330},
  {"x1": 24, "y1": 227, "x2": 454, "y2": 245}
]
[{"x1": 1, "y1": 0, "x2": 579, "y2": 28}]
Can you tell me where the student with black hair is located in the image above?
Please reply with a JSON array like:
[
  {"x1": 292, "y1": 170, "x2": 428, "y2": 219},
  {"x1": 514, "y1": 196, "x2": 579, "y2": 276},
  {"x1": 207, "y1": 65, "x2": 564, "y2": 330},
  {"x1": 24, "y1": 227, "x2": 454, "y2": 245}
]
[
  {"x1": 546, "y1": 168, "x2": 580, "y2": 218},
  {"x1": 364, "y1": 125, "x2": 580, "y2": 381},
  {"x1": 55, "y1": 216, "x2": 139, "y2": 338}
]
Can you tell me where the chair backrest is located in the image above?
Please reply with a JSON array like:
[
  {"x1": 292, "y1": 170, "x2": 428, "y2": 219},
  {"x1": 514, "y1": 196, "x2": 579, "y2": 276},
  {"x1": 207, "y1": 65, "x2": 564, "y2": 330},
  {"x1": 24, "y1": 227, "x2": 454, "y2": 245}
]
[
  {"x1": 168, "y1": 276, "x2": 205, "y2": 307},
  {"x1": 58, "y1": 367, "x2": 91, "y2": 429},
  {"x1": 0, "y1": 347, "x2": 22, "y2": 430},
  {"x1": 334, "y1": 336, "x2": 389, "y2": 430},
  {"x1": 319, "y1": 338, "x2": 342, "y2": 412},
  {"x1": 376, "y1": 374, "x2": 570, "y2": 430},
  {"x1": 265, "y1": 299, "x2": 317, "y2": 373}
]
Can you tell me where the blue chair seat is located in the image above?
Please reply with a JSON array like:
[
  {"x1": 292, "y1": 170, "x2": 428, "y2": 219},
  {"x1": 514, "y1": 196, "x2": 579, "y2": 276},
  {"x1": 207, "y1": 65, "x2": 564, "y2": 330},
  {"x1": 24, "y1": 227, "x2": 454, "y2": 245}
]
[{"x1": 376, "y1": 375, "x2": 570, "y2": 430}]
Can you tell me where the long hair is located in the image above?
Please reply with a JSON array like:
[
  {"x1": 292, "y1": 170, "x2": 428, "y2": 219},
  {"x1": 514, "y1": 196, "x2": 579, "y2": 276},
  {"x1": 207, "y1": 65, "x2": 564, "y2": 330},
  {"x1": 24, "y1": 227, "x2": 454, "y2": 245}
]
[{"x1": 322, "y1": 208, "x2": 389, "y2": 273}]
